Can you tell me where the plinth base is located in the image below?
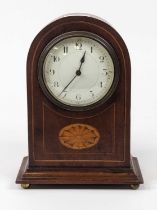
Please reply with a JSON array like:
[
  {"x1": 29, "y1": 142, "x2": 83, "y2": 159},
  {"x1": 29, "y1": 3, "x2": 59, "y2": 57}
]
[{"x1": 16, "y1": 156, "x2": 143, "y2": 188}]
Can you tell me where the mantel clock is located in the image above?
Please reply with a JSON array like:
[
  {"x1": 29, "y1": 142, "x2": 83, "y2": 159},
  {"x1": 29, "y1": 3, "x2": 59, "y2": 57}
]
[{"x1": 16, "y1": 14, "x2": 143, "y2": 189}]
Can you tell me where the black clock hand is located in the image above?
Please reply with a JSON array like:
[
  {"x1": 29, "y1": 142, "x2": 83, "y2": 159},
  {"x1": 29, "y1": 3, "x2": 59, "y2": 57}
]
[
  {"x1": 76, "y1": 51, "x2": 86, "y2": 75},
  {"x1": 59, "y1": 51, "x2": 86, "y2": 96},
  {"x1": 59, "y1": 75, "x2": 77, "y2": 96}
]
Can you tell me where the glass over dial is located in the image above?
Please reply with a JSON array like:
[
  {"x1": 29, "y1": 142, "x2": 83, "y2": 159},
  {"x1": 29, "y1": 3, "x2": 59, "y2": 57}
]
[{"x1": 41, "y1": 34, "x2": 116, "y2": 108}]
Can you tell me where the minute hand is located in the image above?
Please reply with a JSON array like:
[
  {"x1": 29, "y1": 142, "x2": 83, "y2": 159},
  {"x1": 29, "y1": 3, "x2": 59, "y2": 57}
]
[
  {"x1": 59, "y1": 51, "x2": 86, "y2": 95},
  {"x1": 59, "y1": 74, "x2": 77, "y2": 95}
]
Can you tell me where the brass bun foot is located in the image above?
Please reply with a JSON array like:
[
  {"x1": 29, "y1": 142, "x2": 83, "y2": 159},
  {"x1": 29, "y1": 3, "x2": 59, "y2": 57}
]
[
  {"x1": 21, "y1": 184, "x2": 30, "y2": 189},
  {"x1": 130, "y1": 184, "x2": 139, "y2": 190}
]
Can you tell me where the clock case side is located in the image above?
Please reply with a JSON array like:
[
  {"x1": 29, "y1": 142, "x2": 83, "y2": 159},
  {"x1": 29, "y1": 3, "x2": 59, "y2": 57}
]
[{"x1": 16, "y1": 14, "x2": 143, "y2": 186}]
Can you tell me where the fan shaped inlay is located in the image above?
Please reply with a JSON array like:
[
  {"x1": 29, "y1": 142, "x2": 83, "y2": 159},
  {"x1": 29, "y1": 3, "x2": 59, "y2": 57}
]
[{"x1": 59, "y1": 124, "x2": 100, "y2": 150}]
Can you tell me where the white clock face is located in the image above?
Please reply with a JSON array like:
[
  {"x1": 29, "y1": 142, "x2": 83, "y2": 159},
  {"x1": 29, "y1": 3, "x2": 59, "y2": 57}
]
[{"x1": 42, "y1": 35, "x2": 115, "y2": 108}]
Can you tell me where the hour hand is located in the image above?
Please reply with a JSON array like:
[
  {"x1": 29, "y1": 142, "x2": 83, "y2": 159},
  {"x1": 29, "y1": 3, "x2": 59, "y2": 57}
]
[
  {"x1": 76, "y1": 51, "x2": 86, "y2": 75},
  {"x1": 80, "y1": 51, "x2": 86, "y2": 64}
]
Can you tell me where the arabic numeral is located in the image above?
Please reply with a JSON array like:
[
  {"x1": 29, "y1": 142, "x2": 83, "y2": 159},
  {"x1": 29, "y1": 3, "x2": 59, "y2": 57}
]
[
  {"x1": 53, "y1": 81, "x2": 59, "y2": 87},
  {"x1": 90, "y1": 90, "x2": 94, "y2": 97},
  {"x1": 76, "y1": 94, "x2": 81, "y2": 100},
  {"x1": 53, "y1": 56, "x2": 60, "y2": 62},
  {"x1": 50, "y1": 69, "x2": 55, "y2": 75},
  {"x1": 76, "y1": 42, "x2": 82, "y2": 50},
  {"x1": 99, "y1": 56, "x2": 104, "y2": 62},
  {"x1": 63, "y1": 46, "x2": 68, "y2": 54}
]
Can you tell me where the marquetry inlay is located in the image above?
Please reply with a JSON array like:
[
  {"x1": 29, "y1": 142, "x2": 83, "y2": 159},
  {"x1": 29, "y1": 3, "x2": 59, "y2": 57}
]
[{"x1": 59, "y1": 124, "x2": 100, "y2": 150}]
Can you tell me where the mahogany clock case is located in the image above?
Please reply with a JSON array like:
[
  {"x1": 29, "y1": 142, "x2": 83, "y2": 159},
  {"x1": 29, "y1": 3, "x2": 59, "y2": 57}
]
[{"x1": 16, "y1": 14, "x2": 143, "y2": 187}]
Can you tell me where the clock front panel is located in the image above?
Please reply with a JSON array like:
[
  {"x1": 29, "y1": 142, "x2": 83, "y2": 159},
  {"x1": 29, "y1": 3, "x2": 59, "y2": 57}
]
[{"x1": 31, "y1": 97, "x2": 126, "y2": 167}]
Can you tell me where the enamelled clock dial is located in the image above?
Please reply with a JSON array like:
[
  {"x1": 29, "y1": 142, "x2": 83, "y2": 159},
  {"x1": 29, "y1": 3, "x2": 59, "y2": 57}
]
[
  {"x1": 38, "y1": 32, "x2": 119, "y2": 111},
  {"x1": 16, "y1": 14, "x2": 143, "y2": 189}
]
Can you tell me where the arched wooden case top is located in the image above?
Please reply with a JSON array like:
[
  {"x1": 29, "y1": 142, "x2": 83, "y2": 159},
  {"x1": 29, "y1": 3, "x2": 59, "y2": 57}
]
[{"x1": 16, "y1": 14, "x2": 143, "y2": 186}]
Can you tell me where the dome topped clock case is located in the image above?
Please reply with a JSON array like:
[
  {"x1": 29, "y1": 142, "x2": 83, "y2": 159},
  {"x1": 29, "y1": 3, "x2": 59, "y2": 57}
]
[{"x1": 16, "y1": 14, "x2": 143, "y2": 188}]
